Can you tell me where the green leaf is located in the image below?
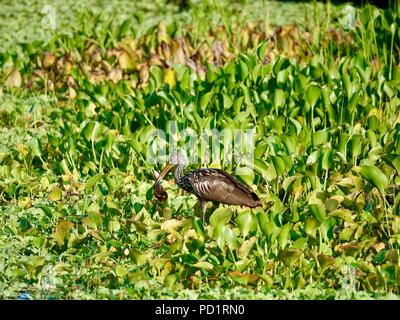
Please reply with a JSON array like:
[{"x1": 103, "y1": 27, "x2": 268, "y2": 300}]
[
  {"x1": 277, "y1": 69, "x2": 289, "y2": 86},
  {"x1": 305, "y1": 217, "x2": 320, "y2": 237},
  {"x1": 209, "y1": 208, "x2": 232, "y2": 228},
  {"x1": 392, "y1": 156, "x2": 400, "y2": 173},
  {"x1": 360, "y1": 165, "x2": 388, "y2": 196},
  {"x1": 81, "y1": 121, "x2": 104, "y2": 143},
  {"x1": 272, "y1": 156, "x2": 286, "y2": 176},
  {"x1": 257, "y1": 41, "x2": 268, "y2": 61},
  {"x1": 149, "y1": 65, "x2": 163, "y2": 88},
  {"x1": 321, "y1": 148, "x2": 333, "y2": 170},
  {"x1": 223, "y1": 94, "x2": 233, "y2": 109},
  {"x1": 312, "y1": 130, "x2": 329, "y2": 147},
  {"x1": 305, "y1": 85, "x2": 320, "y2": 107},
  {"x1": 237, "y1": 210, "x2": 258, "y2": 237},
  {"x1": 292, "y1": 237, "x2": 308, "y2": 250},
  {"x1": 213, "y1": 223, "x2": 236, "y2": 250},
  {"x1": 309, "y1": 202, "x2": 326, "y2": 222},
  {"x1": 278, "y1": 223, "x2": 292, "y2": 248},
  {"x1": 235, "y1": 167, "x2": 254, "y2": 186},
  {"x1": 54, "y1": 220, "x2": 74, "y2": 246},
  {"x1": 320, "y1": 217, "x2": 336, "y2": 241},
  {"x1": 255, "y1": 141, "x2": 268, "y2": 158},
  {"x1": 192, "y1": 219, "x2": 205, "y2": 238},
  {"x1": 116, "y1": 265, "x2": 128, "y2": 277},
  {"x1": 257, "y1": 212, "x2": 272, "y2": 236},
  {"x1": 85, "y1": 174, "x2": 103, "y2": 193},
  {"x1": 238, "y1": 60, "x2": 249, "y2": 80},
  {"x1": 223, "y1": 226, "x2": 237, "y2": 250},
  {"x1": 274, "y1": 89, "x2": 285, "y2": 108},
  {"x1": 252, "y1": 159, "x2": 269, "y2": 177},
  {"x1": 108, "y1": 219, "x2": 121, "y2": 232},
  {"x1": 317, "y1": 254, "x2": 335, "y2": 270},
  {"x1": 48, "y1": 187, "x2": 62, "y2": 201},
  {"x1": 328, "y1": 209, "x2": 353, "y2": 223},
  {"x1": 193, "y1": 261, "x2": 214, "y2": 271},
  {"x1": 383, "y1": 82, "x2": 395, "y2": 97},
  {"x1": 279, "y1": 249, "x2": 301, "y2": 267},
  {"x1": 200, "y1": 92, "x2": 214, "y2": 111},
  {"x1": 282, "y1": 135, "x2": 296, "y2": 154}
]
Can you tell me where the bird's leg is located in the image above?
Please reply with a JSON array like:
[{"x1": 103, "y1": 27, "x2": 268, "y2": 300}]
[{"x1": 200, "y1": 200, "x2": 207, "y2": 224}]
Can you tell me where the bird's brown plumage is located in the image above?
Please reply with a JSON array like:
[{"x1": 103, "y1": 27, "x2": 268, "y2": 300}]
[
  {"x1": 154, "y1": 152, "x2": 262, "y2": 223},
  {"x1": 185, "y1": 168, "x2": 262, "y2": 208}
]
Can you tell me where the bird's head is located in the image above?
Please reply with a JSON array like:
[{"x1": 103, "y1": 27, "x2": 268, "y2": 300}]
[{"x1": 155, "y1": 150, "x2": 187, "y2": 184}]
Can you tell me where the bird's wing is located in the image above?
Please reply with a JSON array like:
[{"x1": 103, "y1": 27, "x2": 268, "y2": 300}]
[
  {"x1": 213, "y1": 169, "x2": 256, "y2": 194},
  {"x1": 188, "y1": 169, "x2": 261, "y2": 207}
]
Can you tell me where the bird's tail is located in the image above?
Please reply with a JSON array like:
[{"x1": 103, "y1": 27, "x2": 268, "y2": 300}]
[{"x1": 249, "y1": 192, "x2": 263, "y2": 208}]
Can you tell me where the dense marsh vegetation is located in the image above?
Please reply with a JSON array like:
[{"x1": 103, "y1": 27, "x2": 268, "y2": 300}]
[{"x1": 0, "y1": 0, "x2": 399, "y2": 299}]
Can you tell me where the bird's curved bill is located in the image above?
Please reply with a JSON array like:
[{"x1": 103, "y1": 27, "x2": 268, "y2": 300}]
[{"x1": 154, "y1": 163, "x2": 174, "y2": 184}]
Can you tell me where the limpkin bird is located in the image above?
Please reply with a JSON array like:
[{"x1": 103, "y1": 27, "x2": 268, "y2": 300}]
[{"x1": 154, "y1": 151, "x2": 262, "y2": 223}]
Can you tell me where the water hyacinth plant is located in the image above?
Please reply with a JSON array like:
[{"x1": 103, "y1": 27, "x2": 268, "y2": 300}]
[{"x1": 0, "y1": 0, "x2": 399, "y2": 299}]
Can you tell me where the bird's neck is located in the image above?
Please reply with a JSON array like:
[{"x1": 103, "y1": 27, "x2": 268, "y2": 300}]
[{"x1": 174, "y1": 163, "x2": 185, "y2": 183}]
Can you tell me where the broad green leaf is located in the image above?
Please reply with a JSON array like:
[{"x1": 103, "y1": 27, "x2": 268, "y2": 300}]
[
  {"x1": 255, "y1": 141, "x2": 268, "y2": 158},
  {"x1": 164, "y1": 68, "x2": 176, "y2": 87},
  {"x1": 48, "y1": 187, "x2": 62, "y2": 201},
  {"x1": 274, "y1": 89, "x2": 285, "y2": 108},
  {"x1": 235, "y1": 167, "x2": 254, "y2": 186},
  {"x1": 292, "y1": 237, "x2": 308, "y2": 249},
  {"x1": 320, "y1": 217, "x2": 336, "y2": 241},
  {"x1": 282, "y1": 135, "x2": 296, "y2": 154},
  {"x1": 392, "y1": 156, "x2": 400, "y2": 173},
  {"x1": 279, "y1": 249, "x2": 301, "y2": 267},
  {"x1": 360, "y1": 165, "x2": 388, "y2": 196},
  {"x1": 192, "y1": 219, "x2": 205, "y2": 238},
  {"x1": 238, "y1": 60, "x2": 249, "y2": 80},
  {"x1": 108, "y1": 219, "x2": 120, "y2": 232},
  {"x1": 278, "y1": 223, "x2": 292, "y2": 248},
  {"x1": 306, "y1": 150, "x2": 320, "y2": 166},
  {"x1": 350, "y1": 134, "x2": 362, "y2": 159},
  {"x1": 328, "y1": 209, "x2": 353, "y2": 223},
  {"x1": 312, "y1": 130, "x2": 329, "y2": 146},
  {"x1": 305, "y1": 217, "x2": 320, "y2": 236},
  {"x1": 321, "y1": 148, "x2": 333, "y2": 170},
  {"x1": 54, "y1": 220, "x2": 74, "y2": 246},
  {"x1": 193, "y1": 261, "x2": 214, "y2": 271},
  {"x1": 257, "y1": 41, "x2": 268, "y2": 61},
  {"x1": 237, "y1": 210, "x2": 258, "y2": 237},
  {"x1": 277, "y1": 69, "x2": 289, "y2": 85},
  {"x1": 200, "y1": 92, "x2": 214, "y2": 111},
  {"x1": 116, "y1": 265, "x2": 128, "y2": 277},
  {"x1": 309, "y1": 201, "x2": 326, "y2": 222},
  {"x1": 149, "y1": 65, "x2": 163, "y2": 88},
  {"x1": 223, "y1": 94, "x2": 233, "y2": 109},
  {"x1": 210, "y1": 208, "x2": 232, "y2": 228},
  {"x1": 223, "y1": 226, "x2": 237, "y2": 250},
  {"x1": 85, "y1": 174, "x2": 103, "y2": 193},
  {"x1": 272, "y1": 156, "x2": 286, "y2": 176},
  {"x1": 257, "y1": 212, "x2": 272, "y2": 236},
  {"x1": 305, "y1": 85, "x2": 320, "y2": 107},
  {"x1": 213, "y1": 223, "x2": 236, "y2": 250}
]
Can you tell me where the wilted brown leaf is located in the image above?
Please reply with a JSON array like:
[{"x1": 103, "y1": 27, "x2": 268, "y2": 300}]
[
  {"x1": 5, "y1": 69, "x2": 22, "y2": 88},
  {"x1": 108, "y1": 68, "x2": 123, "y2": 84},
  {"x1": 43, "y1": 52, "x2": 56, "y2": 68},
  {"x1": 229, "y1": 271, "x2": 260, "y2": 285}
]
